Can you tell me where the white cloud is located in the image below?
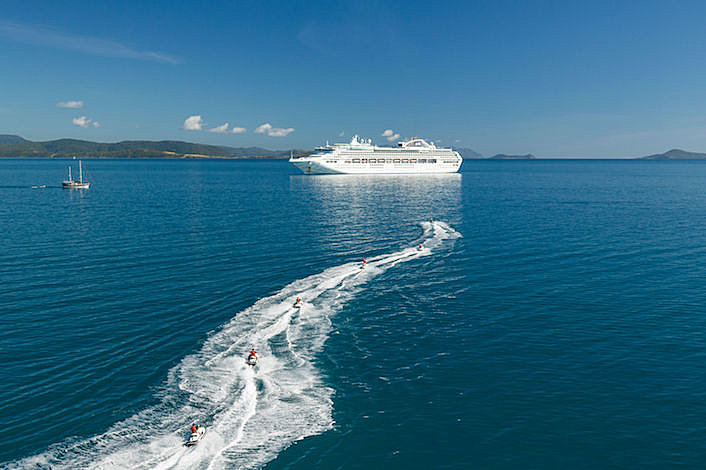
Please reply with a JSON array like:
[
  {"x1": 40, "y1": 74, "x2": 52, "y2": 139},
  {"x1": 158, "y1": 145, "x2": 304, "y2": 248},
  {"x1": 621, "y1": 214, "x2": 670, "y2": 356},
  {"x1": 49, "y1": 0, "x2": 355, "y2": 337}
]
[
  {"x1": 254, "y1": 122, "x2": 295, "y2": 137},
  {"x1": 188, "y1": 117, "x2": 245, "y2": 133},
  {"x1": 57, "y1": 100, "x2": 84, "y2": 108},
  {"x1": 72, "y1": 116, "x2": 98, "y2": 128},
  {"x1": 381, "y1": 129, "x2": 400, "y2": 141},
  {"x1": 267, "y1": 127, "x2": 295, "y2": 137},
  {"x1": 183, "y1": 115, "x2": 204, "y2": 131},
  {"x1": 0, "y1": 21, "x2": 179, "y2": 64},
  {"x1": 254, "y1": 123, "x2": 272, "y2": 134},
  {"x1": 339, "y1": 131, "x2": 345, "y2": 136},
  {"x1": 210, "y1": 122, "x2": 229, "y2": 133}
]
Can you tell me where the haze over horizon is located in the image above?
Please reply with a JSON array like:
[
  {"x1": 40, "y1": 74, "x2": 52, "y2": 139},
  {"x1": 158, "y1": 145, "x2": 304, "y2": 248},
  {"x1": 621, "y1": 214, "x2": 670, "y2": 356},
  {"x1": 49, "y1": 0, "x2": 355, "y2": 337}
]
[{"x1": 2, "y1": 1, "x2": 706, "y2": 158}]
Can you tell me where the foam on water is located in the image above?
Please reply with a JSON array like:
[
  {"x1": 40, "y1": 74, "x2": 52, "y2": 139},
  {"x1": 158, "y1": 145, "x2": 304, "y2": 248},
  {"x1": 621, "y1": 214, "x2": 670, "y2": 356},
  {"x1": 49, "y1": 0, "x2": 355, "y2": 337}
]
[{"x1": 11, "y1": 221, "x2": 460, "y2": 469}]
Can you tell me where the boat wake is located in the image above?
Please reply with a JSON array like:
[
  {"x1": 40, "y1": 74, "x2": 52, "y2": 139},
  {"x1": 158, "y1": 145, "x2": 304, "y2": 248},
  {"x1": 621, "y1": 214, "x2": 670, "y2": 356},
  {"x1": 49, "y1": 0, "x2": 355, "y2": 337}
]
[{"x1": 12, "y1": 221, "x2": 461, "y2": 469}]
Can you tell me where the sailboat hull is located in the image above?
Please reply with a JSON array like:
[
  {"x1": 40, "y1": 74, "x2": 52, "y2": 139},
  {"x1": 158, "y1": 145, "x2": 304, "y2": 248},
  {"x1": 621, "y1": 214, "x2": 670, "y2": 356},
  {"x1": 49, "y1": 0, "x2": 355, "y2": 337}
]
[{"x1": 62, "y1": 181, "x2": 90, "y2": 189}]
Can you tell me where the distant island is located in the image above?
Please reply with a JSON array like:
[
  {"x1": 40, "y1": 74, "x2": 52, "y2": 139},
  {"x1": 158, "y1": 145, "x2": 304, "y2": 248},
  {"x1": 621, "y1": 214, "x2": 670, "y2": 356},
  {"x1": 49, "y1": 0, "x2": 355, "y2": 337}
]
[
  {"x1": 456, "y1": 147, "x2": 483, "y2": 159},
  {"x1": 641, "y1": 149, "x2": 706, "y2": 159},
  {"x1": 489, "y1": 154, "x2": 536, "y2": 159},
  {"x1": 0, "y1": 134, "x2": 309, "y2": 159}
]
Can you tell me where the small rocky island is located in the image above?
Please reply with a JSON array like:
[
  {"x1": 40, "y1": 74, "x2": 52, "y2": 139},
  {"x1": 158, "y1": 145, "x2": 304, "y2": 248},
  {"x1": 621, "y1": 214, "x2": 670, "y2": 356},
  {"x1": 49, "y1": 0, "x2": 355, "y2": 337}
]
[
  {"x1": 489, "y1": 154, "x2": 536, "y2": 159},
  {"x1": 642, "y1": 149, "x2": 706, "y2": 159}
]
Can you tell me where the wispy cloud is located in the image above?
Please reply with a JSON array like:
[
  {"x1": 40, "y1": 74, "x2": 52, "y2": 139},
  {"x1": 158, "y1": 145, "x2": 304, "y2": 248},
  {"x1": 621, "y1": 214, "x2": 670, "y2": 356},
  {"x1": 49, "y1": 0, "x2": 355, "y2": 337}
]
[
  {"x1": 339, "y1": 131, "x2": 345, "y2": 137},
  {"x1": 0, "y1": 20, "x2": 179, "y2": 64},
  {"x1": 231, "y1": 127, "x2": 247, "y2": 134},
  {"x1": 57, "y1": 100, "x2": 84, "y2": 109},
  {"x1": 72, "y1": 116, "x2": 99, "y2": 128},
  {"x1": 254, "y1": 123, "x2": 295, "y2": 137},
  {"x1": 297, "y1": 12, "x2": 402, "y2": 58},
  {"x1": 182, "y1": 115, "x2": 204, "y2": 131},
  {"x1": 381, "y1": 129, "x2": 399, "y2": 141}
]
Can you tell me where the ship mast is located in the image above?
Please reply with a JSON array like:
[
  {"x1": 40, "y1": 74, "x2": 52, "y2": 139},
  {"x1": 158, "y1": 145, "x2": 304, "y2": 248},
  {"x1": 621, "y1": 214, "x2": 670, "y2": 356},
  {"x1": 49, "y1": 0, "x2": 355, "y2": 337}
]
[{"x1": 79, "y1": 160, "x2": 83, "y2": 183}]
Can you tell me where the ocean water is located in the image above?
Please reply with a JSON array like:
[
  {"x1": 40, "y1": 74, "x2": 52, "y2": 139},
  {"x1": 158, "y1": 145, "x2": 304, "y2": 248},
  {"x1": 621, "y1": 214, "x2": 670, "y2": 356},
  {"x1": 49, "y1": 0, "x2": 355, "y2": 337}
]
[{"x1": 1, "y1": 158, "x2": 706, "y2": 469}]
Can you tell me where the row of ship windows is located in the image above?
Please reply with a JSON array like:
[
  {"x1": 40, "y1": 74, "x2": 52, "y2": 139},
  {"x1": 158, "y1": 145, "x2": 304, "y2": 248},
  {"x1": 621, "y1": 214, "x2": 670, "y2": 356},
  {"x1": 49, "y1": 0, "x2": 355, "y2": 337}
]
[
  {"x1": 341, "y1": 150, "x2": 446, "y2": 153},
  {"x1": 339, "y1": 153, "x2": 449, "y2": 157},
  {"x1": 325, "y1": 158, "x2": 442, "y2": 164}
]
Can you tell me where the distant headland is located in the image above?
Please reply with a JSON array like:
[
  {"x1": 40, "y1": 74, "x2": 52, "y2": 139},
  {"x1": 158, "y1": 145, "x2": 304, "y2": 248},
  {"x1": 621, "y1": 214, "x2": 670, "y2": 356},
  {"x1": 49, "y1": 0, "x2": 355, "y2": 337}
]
[{"x1": 455, "y1": 147, "x2": 484, "y2": 159}]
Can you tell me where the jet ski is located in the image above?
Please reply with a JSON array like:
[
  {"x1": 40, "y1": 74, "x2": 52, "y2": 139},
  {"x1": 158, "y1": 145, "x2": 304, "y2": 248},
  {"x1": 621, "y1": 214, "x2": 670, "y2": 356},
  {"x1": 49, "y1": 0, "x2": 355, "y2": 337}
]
[
  {"x1": 293, "y1": 297, "x2": 302, "y2": 309},
  {"x1": 246, "y1": 355, "x2": 258, "y2": 366},
  {"x1": 360, "y1": 260, "x2": 367, "y2": 269},
  {"x1": 184, "y1": 425, "x2": 205, "y2": 446}
]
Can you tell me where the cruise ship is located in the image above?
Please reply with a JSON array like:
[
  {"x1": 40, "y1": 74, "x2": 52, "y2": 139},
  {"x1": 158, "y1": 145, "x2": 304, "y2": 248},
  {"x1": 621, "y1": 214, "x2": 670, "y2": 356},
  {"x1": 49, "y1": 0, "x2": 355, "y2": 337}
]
[{"x1": 289, "y1": 135, "x2": 462, "y2": 174}]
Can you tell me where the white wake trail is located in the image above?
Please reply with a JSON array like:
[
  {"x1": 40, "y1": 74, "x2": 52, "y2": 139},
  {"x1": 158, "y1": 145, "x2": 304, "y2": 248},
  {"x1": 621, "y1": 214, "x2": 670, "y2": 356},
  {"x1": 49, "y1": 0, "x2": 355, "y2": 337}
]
[{"x1": 10, "y1": 221, "x2": 461, "y2": 470}]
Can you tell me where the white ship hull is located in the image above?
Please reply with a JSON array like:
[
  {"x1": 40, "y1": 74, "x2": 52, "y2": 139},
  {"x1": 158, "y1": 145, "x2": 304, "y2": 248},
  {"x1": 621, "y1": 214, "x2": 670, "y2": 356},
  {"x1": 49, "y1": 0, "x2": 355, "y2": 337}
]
[
  {"x1": 290, "y1": 159, "x2": 461, "y2": 174},
  {"x1": 290, "y1": 135, "x2": 462, "y2": 175}
]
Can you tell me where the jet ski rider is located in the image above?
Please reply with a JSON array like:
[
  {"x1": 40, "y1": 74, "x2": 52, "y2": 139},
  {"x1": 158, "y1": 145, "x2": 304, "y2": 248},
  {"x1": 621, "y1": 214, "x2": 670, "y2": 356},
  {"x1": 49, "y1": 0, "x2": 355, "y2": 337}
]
[
  {"x1": 191, "y1": 424, "x2": 198, "y2": 433},
  {"x1": 249, "y1": 349, "x2": 257, "y2": 360}
]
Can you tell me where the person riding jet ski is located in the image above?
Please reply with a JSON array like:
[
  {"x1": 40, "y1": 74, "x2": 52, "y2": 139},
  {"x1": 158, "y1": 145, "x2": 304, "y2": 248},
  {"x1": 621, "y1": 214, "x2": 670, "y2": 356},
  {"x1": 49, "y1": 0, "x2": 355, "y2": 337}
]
[
  {"x1": 417, "y1": 244, "x2": 423, "y2": 251},
  {"x1": 185, "y1": 424, "x2": 205, "y2": 446},
  {"x1": 293, "y1": 297, "x2": 302, "y2": 308},
  {"x1": 360, "y1": 259, "x2": 367, "y2": 269},
  {"x1": 246, "y1": 349, "x2": 258, "y2": 366}
]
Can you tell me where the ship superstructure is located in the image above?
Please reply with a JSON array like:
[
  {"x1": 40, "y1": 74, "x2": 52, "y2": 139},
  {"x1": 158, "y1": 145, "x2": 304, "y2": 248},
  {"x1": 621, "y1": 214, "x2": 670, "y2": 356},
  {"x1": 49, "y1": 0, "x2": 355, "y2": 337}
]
[{"x1": 289, "y1": 135, "x2": 462, "y2": 174}]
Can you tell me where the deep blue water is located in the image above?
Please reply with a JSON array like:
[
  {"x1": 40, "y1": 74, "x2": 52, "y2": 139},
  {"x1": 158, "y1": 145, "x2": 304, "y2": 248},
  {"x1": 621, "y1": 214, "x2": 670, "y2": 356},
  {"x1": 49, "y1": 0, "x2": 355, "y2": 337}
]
[{"x1": 2, "y1": 158, "x2": 706, "y2": 468}]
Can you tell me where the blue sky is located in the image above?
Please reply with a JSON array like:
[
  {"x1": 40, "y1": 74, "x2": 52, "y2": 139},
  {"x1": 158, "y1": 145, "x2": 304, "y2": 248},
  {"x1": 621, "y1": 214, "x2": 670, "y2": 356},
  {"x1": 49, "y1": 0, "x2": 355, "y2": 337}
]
[{"x1": 2, "y1": 0, "x2": 706, "y2": 157}]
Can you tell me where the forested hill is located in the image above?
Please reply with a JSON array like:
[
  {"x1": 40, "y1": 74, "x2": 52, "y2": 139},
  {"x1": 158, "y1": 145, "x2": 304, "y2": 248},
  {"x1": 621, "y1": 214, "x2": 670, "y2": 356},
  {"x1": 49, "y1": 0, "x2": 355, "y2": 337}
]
[{"x1": 0, "y1": 136, "x2": 306, "y2": 158}]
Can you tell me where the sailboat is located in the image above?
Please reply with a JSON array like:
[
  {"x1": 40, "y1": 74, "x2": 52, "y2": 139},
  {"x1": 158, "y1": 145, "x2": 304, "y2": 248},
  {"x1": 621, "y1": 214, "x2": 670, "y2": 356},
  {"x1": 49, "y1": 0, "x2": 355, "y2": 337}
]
[{"x1": 62, "y1": 160, "x2": 90, "y2": 189}]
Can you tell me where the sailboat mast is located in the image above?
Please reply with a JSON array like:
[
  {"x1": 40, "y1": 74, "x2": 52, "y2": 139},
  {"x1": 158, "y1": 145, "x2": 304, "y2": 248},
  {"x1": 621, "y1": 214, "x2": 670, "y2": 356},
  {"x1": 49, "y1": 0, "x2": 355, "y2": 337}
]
[
  {"x1": 79, "y1": 160, "x2": 83, "y2": 183},
  {"x1": 68, "y1": 166, "x2": 72, "y2": 181}
]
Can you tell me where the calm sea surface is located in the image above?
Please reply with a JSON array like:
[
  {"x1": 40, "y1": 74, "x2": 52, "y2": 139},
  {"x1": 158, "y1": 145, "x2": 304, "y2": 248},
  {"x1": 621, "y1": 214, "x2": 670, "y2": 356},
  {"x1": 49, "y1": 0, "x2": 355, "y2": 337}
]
[{"x1": 1, "y1": 158, "x2": 706, "y2": 468}]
